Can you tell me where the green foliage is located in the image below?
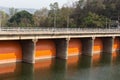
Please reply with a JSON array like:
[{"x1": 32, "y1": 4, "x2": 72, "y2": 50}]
[
  {"x1": 8, "y1": 10, "x2": 34, "y2": 27},
  {"x1": 9, "y1": 7, "x2": 18, "y2": 17},
  {"x1": 83, "y1": 12, "x2": 108, "y2": 28},
  {"x1": 71, "y1": 0, "x2": 120, "y2": 28},
  {"x1": 33, "y1": 8, "x2": 48, "y2": 27},
  {"x1": 3, "y1": 0, "x2": 120, "y2": 28},
  {"x1": 0, "y1": 10, "x2": 9, "y2": 27}
]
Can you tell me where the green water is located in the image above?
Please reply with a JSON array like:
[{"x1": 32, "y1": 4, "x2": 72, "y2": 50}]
[{"x1": 0, "y1": 54, "x2": 120, "y2": 80}]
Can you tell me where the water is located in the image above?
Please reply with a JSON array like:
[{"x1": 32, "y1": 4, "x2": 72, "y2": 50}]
[{"x1": 0, "y1": 53, "x2": 120, "y2": 80}]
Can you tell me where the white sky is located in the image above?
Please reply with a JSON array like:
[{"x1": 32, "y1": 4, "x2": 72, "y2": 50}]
[{"x1": 0, "y1": 0, "x2": 79, "y2": 9}]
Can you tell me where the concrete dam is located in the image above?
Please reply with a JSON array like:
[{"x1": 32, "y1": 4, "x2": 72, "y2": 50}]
[{"x1": 0, "y1": 27, "x2": 120, "y2": 64}]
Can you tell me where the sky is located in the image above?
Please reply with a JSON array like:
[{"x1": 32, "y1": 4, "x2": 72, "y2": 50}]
[{"x1": 0, "y1": 0, "x2": 79, "y2": 9}]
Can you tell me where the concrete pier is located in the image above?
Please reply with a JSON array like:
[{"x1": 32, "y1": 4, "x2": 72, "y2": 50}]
[
  {"x1": 82, "y1": 37, "x2": 95, "y2": 56},
  {"x1": 55, "y1": 38, "x2": 70, "y2": 59},
  {"x1": 103, "y1": 37, "x2": 114, "y2": 54},
  {"x1": 21, "y1": 39, "x2": 37, "y2": 63}
]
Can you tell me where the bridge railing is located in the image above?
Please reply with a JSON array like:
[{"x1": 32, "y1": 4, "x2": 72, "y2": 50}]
[{"x1": 0, "y1": 27, "x2": 120, "y2": 34}]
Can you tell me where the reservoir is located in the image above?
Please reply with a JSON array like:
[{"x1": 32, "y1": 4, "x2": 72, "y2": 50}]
[{"x1": 0, "y1": 52, "x2": 120, "y2": 80}]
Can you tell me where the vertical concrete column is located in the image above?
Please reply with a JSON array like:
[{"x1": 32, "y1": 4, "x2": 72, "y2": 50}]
[
  {"x1": 21, "y1": 39, "x2": 38, "y2": 63},
  {"x1": 82, "y1": 37, "x2": 95, "y2": 56},
  {"x1": 55, "y1": 38, "x2": 70, "y2": 59},
  {"x1": 103, "y1": 37, "x2": 114, "y2": 54}
]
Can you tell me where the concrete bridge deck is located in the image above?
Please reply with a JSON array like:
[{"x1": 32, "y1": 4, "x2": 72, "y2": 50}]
[{"x1": 0, "y1": 27, "x2": 120, "y2": 40}]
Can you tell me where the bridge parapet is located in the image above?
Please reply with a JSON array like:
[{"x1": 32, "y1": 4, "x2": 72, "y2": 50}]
[{"x1": 0, "y1": 27, "x2": 120, "y2": 34}]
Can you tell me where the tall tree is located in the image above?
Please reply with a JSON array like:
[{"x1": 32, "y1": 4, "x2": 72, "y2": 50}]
[
  {"x1": 8, "y1": 10, "x2": 34, "y2": 27},
  {"x1": 48, "y1": 2, "x2": 59, "y2": 27},
  {"x1": 34, "y1": 8, "x2": 48, "y2": 27},
  {"x1": 58, "y1": 6, "x2": 74, "y2": 27},
  {"x1": 83, "y1": 12, "x2": 110, "y2": 28},
  {"x1": 9, "y1": 7, "x2": 18, "y2": 17},
  {"x1": 0, "y1": 11, "x2": 9, "y2": 27}
]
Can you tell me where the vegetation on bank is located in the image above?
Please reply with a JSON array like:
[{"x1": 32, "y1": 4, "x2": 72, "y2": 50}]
[{"x1": 0, "y1": 0, "x2": 120, "y2": 28}]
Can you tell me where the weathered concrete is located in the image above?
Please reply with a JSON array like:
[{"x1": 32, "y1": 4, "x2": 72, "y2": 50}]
[
  {"x1": 82, "y1": 37, "x2": 95, "y2": 56},
  {"x1": 1, "y1": 28, "x2": 120, "y2": 40},
  {"x1": 1, "y1": 27, "x2": 120, "y2": 64},
  {"x1": 55, "y1": 38, "x2": 70, "y2": 59},
  {"x1": 103, "y1": 37, "x2": 114, "y2": 54},
  {"x1": 21, "y1": 39, "x2": 37, "y2": 63}
]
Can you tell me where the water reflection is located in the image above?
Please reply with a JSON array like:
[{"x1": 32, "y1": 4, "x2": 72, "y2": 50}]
[
  {"x1": 0, "y1": 53, "x2": 120, "y2": 80},
  {"x1": 35, "y1": 59, "x2": 55, "y2": 80},
  {"x1": 35, "y1": 59, "x2": 67, "y2": 80},
  {"x1": 51, "y1": 59, "x2": 67, "y2": 80},
  {"x1": 100, "y1": 54, "x2": 112, "y2": 64},
  {"x1": 112, "y1": 52, "x2": 120, "y2": 63},
  {"x1": 78, "y1": 56, "x2": 92, "y2": 68},
  {"x1": 110, "y1": 52, "x2": 120, "y2": 80},
  {"x1": 66, "y1": 56, "x2": 92, "y2": 80},
  {"x1": 21, "y1": 63, "x2": 34, "y2": 80},
  {"x1": 89, "y1": 52, "x2": 120, "y2": 80},
  {"x1": 92, "y1": 53, "x2": 115, "y2": 67},
  {"x1": 0, "y1": 63, "x2": 22, "y2": 80}
]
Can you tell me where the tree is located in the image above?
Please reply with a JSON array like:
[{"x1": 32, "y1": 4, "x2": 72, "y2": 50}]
[
  {"x1": 71, "y1": 0, "x2": 118, "y2": 28},
  {"x1": 83, "y1": 12, "x2": 110, "y2": 28},
  {"x1": 5, "y1": 0, "x2": 120, "y2": 28},
  {"x1": 58, "y1": 6, "x2": 74, "y2": 28},
  {"x1": 70, "y1": 0, "x2": 88, "y2": 27},
  {"x1": 47, "y1": 2, "x2": 75, "y2": 28},
  {"x1": 8, "y1": 10, "x2": 34, "y2": 27},
  {"x1": 33, "y1": 8, "x2": 48, "y2": 27},
  {"x1": 9, "y1": 7, "x2": 18, "y2": 17},
  {"x1": 0, "y1": 10, "x2": 9, "y2": 27},
  {"x1": 48, "y1": 2, "x2": 59, "y2": 27}
]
